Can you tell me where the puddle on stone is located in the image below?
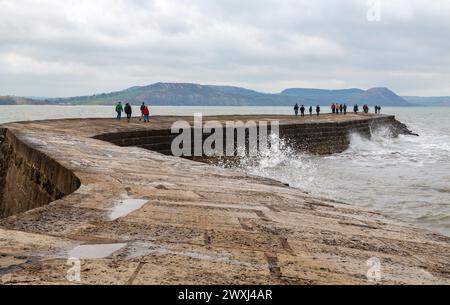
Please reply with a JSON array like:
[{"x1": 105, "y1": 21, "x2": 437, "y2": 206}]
[
  {"x1": 67, "y1": 243, "x2": 127, "y2": 259},
  {"x1": 109, "y1": 197, "x2": 149, "y2": 221}
]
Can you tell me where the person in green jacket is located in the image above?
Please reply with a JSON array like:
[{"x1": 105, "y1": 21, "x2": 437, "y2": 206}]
[{"x1": 115, "y1": 102, "x2": 123, "y2": 120}]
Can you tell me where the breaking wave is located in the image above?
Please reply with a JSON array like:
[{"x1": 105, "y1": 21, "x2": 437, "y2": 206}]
[{"x1": 219, "y1": 123, "x2": 450, "y2": 237}]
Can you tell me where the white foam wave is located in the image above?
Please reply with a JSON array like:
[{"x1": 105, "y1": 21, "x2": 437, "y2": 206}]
[{"x1": 218, "y1": 125, "x2": 450, "y2": 237}]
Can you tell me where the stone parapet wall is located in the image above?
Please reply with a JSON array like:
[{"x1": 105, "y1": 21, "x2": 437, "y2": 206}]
[
  {"x1": 95, "y1": 115, "x2": 410, "y2": 156},
  {"x1": 0, "y1": 129, "x2": 81, "y2": 218}
]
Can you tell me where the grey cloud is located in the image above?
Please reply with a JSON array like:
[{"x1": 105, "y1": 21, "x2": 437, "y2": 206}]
[{"x1": 0, "y1": 0, "x2": 449, "y2": 97}]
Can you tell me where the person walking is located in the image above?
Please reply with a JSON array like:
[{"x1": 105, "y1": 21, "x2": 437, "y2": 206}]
[
  {"x1": 115, "y1": 102, "x2": 123, "y2": 120},
  {"x1": 354, "y1": 104, "x2": 359, "y2": 114},
  {"x1": 343, "y1": 104, "x2": 347, "y2": 115},
  {"x1": 124, "y1": 103, "x2": 132, "y2": 123},
  {"x1": 140, "y1": 102, "x2": 146, "y2": 121},
  {"x1": 294, "y1": 104, "x2": 299, "y2": 117},
  {"x1": 143, "y1": 105, "x2": 150, "y2": 123},
  {"x1": 309, "y1": 106, "x2": 313, "y2": 116},
  {"x1": 316, "y1": 105, "x2": 321, "y2": 116},
  {"x1": 300, "y1": 105, "x2": 306, "y2": 117},
  {"x1": 363, "y1": 104, "x2": 369, "y2": 113}
]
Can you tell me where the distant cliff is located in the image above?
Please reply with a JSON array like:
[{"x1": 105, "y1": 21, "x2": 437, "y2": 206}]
[
  {"x1": 282, "y1": 87, "x2": 412, "y2": 107},
  {"x1": 45, "y1": 83, "x2": 299, "y2": 106},
  {"x1": 0, "y1": 96, "x2": 59, "y2": 106},
  {"x1": 1, "y1": 82, "x2": 415, "y2": 106}
]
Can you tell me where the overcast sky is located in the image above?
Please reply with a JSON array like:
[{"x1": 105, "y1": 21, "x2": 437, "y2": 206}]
[{"x1": 0, "y1": 0, "x2": 449, "y2": 97}]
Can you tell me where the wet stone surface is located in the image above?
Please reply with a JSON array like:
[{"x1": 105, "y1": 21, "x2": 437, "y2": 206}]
[{"x1": 0, "y1": 115, "x2": 448, "y2": 285}]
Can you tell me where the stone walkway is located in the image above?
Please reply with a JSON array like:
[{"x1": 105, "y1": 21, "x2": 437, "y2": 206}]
[{"x1": 0, "y1": 115, "x2": 448, "y2": 284}]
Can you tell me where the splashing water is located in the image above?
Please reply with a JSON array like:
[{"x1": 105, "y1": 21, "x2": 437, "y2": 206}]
[
  {"x1": 236, "y1": 135, "x2": 319, "y2": 192},
  {"x1": 224, "y1": 114, "x2": 450, "y2": 237}
]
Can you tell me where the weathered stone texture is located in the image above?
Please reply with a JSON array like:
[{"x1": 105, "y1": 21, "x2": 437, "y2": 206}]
[{"x1": 0, "y1": 114, "x2": 448, "y2": 285}]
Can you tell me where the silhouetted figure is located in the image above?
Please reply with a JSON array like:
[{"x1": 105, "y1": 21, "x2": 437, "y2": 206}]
[
  {"x1": 140, "y1": 102, "x2": 146, "y2": 121},
  {"x1": 124, "y1": 103, "x2": 132, "y2": 122},
  {"x1": 294, "y1": 104, "x2": 299, "y2": 117},
  {"x1": 115, "y1": 102, "x2": 123, "y2": 120},
  {"x1": 309, "y1": 106, "x2": 313, "y2": 116},
  {"x1": 339, "y1": 104, "x2": 343, "y2": 115},
  {"x1": 300, "y1": 105, "x2": 305, "y2": 117},
  {"x1": 343, "y1": 104, "x2": 347, "y2": 115},
  {"x1": 316, "y1": 105, "x2": 321, "y2": 116},
  {"x1": 354, "y1": 104, "x2": 359, "y2": 114},
  {"x1": 335, "y1": 103, "x2": 340, "y2": 115},
  {"x1": 363, "y1": 104, "x2": 369, "y2": 113},
  {"x1": 374, "y1": 105, "x2": 382, "y2": 114},
  {"x1": 331, "y1": 103, "x2": 336, "y2": 114}
]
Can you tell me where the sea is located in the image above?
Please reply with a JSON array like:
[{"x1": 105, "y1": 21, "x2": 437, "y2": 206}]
[{"x1": 1, "y1": 105, "x2": 449, "y2": 237}]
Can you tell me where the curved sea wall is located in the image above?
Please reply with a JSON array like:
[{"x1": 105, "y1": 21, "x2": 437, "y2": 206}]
[
  {"x1": 0, "y1": 115, "x2": 413, "y2": 218},
  {"x1": 94, "y1": 115, "x2": 415, "y2": 156},
  {"x1": 281, "y1": 115, "x2": 416, "y2": 154},
  {"x1": 2, "y1": 115, "x2": 448, "y2": 285},
  {"x1": 0, "y1": 128, "x2": 81, "y2": 218}
]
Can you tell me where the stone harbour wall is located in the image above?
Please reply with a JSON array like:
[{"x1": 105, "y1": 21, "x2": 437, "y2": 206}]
[
  {"x1": 0, "y1": 128, "x2": 81, "y2": 218},
  {"x1": 0, "y1": 115, "x2": 413, "y2": 219},
  {"x1": 1, "y1": 115, "x2": 449, "y2": 285},
  {"x1": 95, "y1": 115, "x2": 413, "y2": 156}
]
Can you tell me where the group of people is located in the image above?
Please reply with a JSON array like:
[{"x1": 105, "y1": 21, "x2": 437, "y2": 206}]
[
  {"x1": 115, "y1": 102, "x2": 151, "y2": 123},
  {"x1": 331, "y1": 103, "x2": 348, "y2": 115},
  {"x1": 356, "y1": 104, "x2": 381, "y2": 114},
  {"x1": 115, "y1": 101, "x2": 382, "y2": 121},
  {"x1": 294, "y1": 103, "x2": 382, "y2": 116},
  {"x1": 294, "y1": 104, "x2": 322, "y2": 117}
]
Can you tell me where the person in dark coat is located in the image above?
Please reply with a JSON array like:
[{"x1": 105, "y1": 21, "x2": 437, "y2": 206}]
[
  {"x1": 140, "y1": 103, "x2": 146, "y2": 121},
  {"x1": 124, "y1": 103, "x2": 132, "y2": 123},
  {"x1": 300, "y1": 105, "x2": 306, "y2": 117}
]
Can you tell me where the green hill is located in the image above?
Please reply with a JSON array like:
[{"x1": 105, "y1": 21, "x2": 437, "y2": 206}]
[
  {"x1": 282, "y1": 87, "x2": 411, "y2": 107},
  {"x1": 43, "y1": 83, "x2": 299, "y2": 106},
  {"x1": 2, "y1": 82, "x2": 415, "y2": 107},
  {"x1": 0, "y1": 96, "x2": 59, "y2": 105}
]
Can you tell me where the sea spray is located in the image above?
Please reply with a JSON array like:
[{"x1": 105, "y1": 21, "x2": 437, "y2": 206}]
[
  {"x1": 215, "y1": 124, "x2": 450, "y2": 237},
  {"x1": 216, "y1": 134, "x2": 319, "y2": 194}
]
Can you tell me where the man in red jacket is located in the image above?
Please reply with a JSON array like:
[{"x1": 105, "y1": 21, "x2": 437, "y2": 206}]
[{"x1": 143, "y1": 105, "x2": 150, "y2": 123}]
